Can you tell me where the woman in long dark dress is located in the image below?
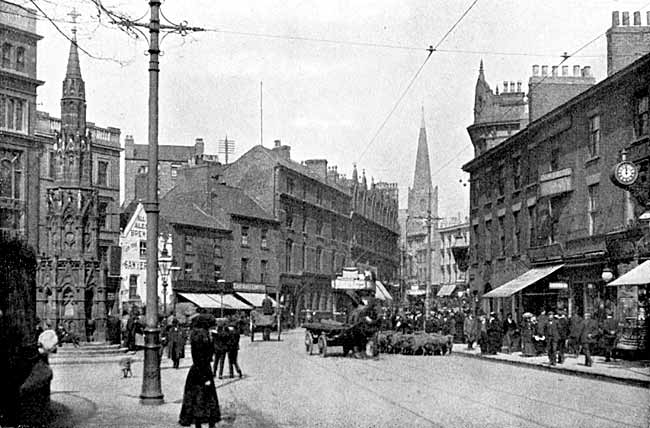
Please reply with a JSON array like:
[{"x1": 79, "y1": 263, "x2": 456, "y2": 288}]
[{"x1": 179, "y1": 316, "x2": 221, "y2": 428}]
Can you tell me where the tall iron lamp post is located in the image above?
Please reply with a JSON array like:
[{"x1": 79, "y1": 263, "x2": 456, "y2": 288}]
[{"x1": 159, "y1": 244, "x2": 172, "y2": 317}]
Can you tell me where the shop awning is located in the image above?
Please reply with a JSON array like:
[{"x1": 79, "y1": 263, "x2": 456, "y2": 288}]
[
  {"x1": 483, "y1": 264, "x2": 564, "y2": 298},
  {"x1": 608, "y1": 260, "x2": 650, "y2": 286},
  {"x1": 177, "y1": 292, "x2": 254, "y2": 310},
  {"x1": 437, "y1": 284, "x2": 456, "y2": 297},
  {"x1": 235, "y1": 292, "x2": 278, "y2": 307},
  {"x1": 375, "y1": 281, "x2": 393, "y2": 301}
]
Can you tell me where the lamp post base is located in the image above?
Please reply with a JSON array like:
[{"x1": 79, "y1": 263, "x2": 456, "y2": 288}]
[{"x1": 140, "y1": 326, "x2": 164, "y2": 405}]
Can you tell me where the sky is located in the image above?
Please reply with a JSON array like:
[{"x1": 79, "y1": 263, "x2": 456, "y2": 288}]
[{"x1": 17, "y1": 0, "x2": 650, "y2": 215}]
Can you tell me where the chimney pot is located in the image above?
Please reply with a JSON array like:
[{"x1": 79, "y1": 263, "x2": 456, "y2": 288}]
[
  {"x1": 634, "y1": 11, "x2": 641, "y2": 25},
  {"x1": 612, "y1": 11, "x2": 620, "y2": 26},
  {"x1": 561, "y1": 65, "x2": 569, "y2": 76},
  {"x1": 510, "y1": 81, "x2": 515, "y2": 92},
  {"x1": 622, "y1": 11, "x2": 630, "y2": 25},
  {"x1": 541, "y1": 65, "x2": 548, "y2": 76},
  {"x1": 552, "y1": 66, "x2": 558, "y2": 77},
  {"x1": 503, "y1": 81, "x2": 509, "y2": 92},
  {"x1": 274, "y1": 139, "x2": 281, "y2": 148},
  {"x1": 573, "y1": 65, "x2": 580, "y2": 76},
  {"x1": 532, "y1": 65, "x2": 539, "y2": 76},
  {"x1": 516, "y1": 81, "x2": 522, "y2": 92},
  {"x1": 583, "y1": 66, "x2": 591, "y2": 77}
]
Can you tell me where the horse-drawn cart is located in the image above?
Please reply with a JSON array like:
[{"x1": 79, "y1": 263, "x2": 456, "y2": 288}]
[
  {"x1": 250, "y1": 309, "x2": 280, "y2": 342},
  {"x1": 303, "y1": 320, "x2": 378, "y2": 357}
]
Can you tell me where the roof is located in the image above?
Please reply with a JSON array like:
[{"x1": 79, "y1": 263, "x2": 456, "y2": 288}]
[
  {"x1": 120, "y1": 199, "x2": 140, "y2": 230},
  {"x1": 160, "y1": 189, "x2": 229, "y2": 231},
  {"x1": 131, "y1": 144, "x2": 196, "y2": 162},
  {"x1": 463, "y1": 51, "x2": 650, "y2": 172},
  {"x1": 608, "y1": 260, "x2": 650, "y2": 286}
]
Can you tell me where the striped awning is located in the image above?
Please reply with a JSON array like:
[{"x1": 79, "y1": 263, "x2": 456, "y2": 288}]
[
  {"x1": 177, "y1": 292, "x2": 254, "y2": 310},
  {"x1": 374, "y1": 281, "x2": 393, "y2": 301},
  {"x1": 483, "y1": 264, "x2": 564, "y2": 298},
  {"x1": 235, "y1": 292, "x2": 278, "y2": 308},
  {"x1": 437, "y1": 284, "x2": 456, "y2": 297},
  {"x1": 608, "y1": 260, "x2": 650, "y2": 286}
]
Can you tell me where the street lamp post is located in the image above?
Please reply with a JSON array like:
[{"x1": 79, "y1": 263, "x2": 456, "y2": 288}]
[{"x1": 159, "y1": 244, "x2": 172, "y2": 317}]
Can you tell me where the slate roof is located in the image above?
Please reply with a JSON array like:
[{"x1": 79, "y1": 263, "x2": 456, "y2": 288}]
[{"x1": 131, "y1": 144, "x2": 197, "y2": 162}]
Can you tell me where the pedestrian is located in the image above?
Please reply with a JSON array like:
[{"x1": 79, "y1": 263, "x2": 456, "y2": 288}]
[
  {"x1": 167, "y1": 318, "x2": 185, "y2": 369},
  {"x1": 568, "y1": 312, "x2": 584, "y2": 357},
  {"x1": 478, "y1": 314, "x2": 488, "y2": 354},
  {"x1": 536, "y1": 309, "x2": 548, "y2": 337},
  {"x1": 520, "y1": 313, "x2": 536, "y2": 357},
  {"x1": 557, "y1": 310, "x2": 569, "y2": 364},
  {"x1": 543, "y1": 310, "x2": 560, "y2": 366},
  {"x1": 502, "y1": 313, "x2": 518, "y2": 354},
  {"x1": 486, "y1": 312, "x2": 502, "y2": 354},
  {"x1": 226, "y1": 323, "x2": 243, "y2": 378},
  {"x1": 463, "y1": 312, "x2": 478, "y2": 350},
  {"x1": 179, "y1": 315, "x2": 221, "y2": 428},
  {"x1": 601, "y1": 310, "x2": 618, "y2": 362},
  {"x1": 86, "y1": 317, "x2": 96, "y2": 342},
  {"x1": 579, "y1": 312, "x2": 599, "y2": 367},
  {"x1": 261, "y1": 293, "x2": 274, "y2": 315},
  {"x1": 212, "y1": 323, "x2": 228, "y2": 378}
]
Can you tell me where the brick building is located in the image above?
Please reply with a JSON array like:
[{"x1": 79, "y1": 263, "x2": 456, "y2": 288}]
[
  {"x1": 0, "y1": 2, "x2": 43, "y2": 248},
  {"x1": 435, "y1": 217, "x2": 470, "y2": 300},
  {"x1": 463, "y1": 11, "x2": 650, "y2": 319},
  {"x1": 222, "y1": 141, "x2": 399, "y2": 325},
  {"x1": 123, "y1": 135, "x2": 213, "y2": 204}
]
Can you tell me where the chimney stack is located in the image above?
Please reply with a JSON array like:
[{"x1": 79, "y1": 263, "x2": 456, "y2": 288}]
[
  {"x1": 271, "y1": 139, "x2": 291, "y2": 159},
  {"x1": 607, "y1": 10, "x2": 650, "y2": 76},
  {"x1": 541, "y1": 65, "x2": 548, "y2": 76},
  {"x1": 194, "y1": 137, "x2": 205, "y2": 156},
  {"x1": 274, "y1": 139, "x2": 281, "y2": 148},
  {"x1": 612, "y1": 11, "x2": 620, "y2": 26},
  {"x1": 622, "y1": 11, "x2": 630, "y2": 25},
  {"x1": 516, "y1": 81, "x2": 522, "y2": 92},
  {"x1": 634, "y1": 11, "x2": 641, "y2": 25},
  {"x1": 582, "y1": 66, "x2": 592, "y2": 77}
]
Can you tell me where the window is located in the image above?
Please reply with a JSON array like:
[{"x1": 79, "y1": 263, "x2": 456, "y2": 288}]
[
  {"x1": 550, "y1": 145, "x2": 560, "y2": 171},
  {"x1": 2, "y1": 43, "x2": 11, "y2": 68},
  {"x1": 98, "y1": 201, "x2": 108, "y2": 230},
  {"x1": 588, "y1": 115, "x2": 600, "y2": 158},
  {"x1": 139, "y1": 240, "x2": 147, "y2": 258},
  {"x1": 49, "y1": 151, "x2": 56, "y2": 178},
  {"x1": 316, "y1": 247, "x2": 323, "y2": 272},
  {"x1": 302, "y1": 214, "x2": 307, "y2": 233},
  {"x1": 331, "y1": 251, "x2": 336, "y2": 274},
  {"x1": 285, "y1": 239, "x2": 293, "y2": 272},
  {"x1": 497, "y1": 165, "x2": 505, "y2": 196},
  {"x1": 129, "y1": 275, "x2": 138, "y2": 299},
  {"x1": 287, "y1": 177, "x2": 295, "y2": 194},
  {"x1": 213, "y1": 242, "x2": 222, "y2": 258},
  {"x1": 285, "y1": 209, "x2": 294, "y2": 229},
  {"x1": 588, "y1": 184, "x2": 599, "y2": 236},
  {"x1": 260, "y1": 260, "x2": 268, "y2": 283},
  {"x1": 240, "y1": 258, "x2": 249, "y2": 282},
  {"x1": 472, "y1": 224, "x2": 479, "y2": 262},
  {"x1": 316, "y1": 187, "x2": 323, "y2": 205},
  {"x1": 171, "y1": 164, "x2": 180, "y2": 179},
  {"x1": 14, "y1": 99, "x2": 22, "y2": 131},
  {"x1": 184, "y1": 262, "x2": 193, "y2": 275},
  {"x1": 184, "y1": 237, "x2": 193, "y2": 254},
  {"x1": 528, "y1": 206, "x2": 536, "y2": 247},
  {"x1": 214, "y1": 264, "x2": 222, "y2": 280},
  {"x1": 513, "y1": 211, "x2": 520, "y2": 255},
  {"x1": 498, "y1": 216, "x2": 505, "y2": 256},
  {"x1": 301, "y1": 243, "x2": 306, "y2": 270},
  {"x1": 316, "y1": 217, "x2": 324, "y2": 236},
  {"x1": 137, "y1": 165, "x2": 147, "y2": 174},
  {"x1": 0, "y1": 97, "x2": 27, "y2": 133},
  {"x1": 15, "y1": 47, "x2": 24, "y2": 71},
  {"x1": 513, "y1": 157, "x2": 521, "y2": 190},
  {"x1": 97, "y1": 160, "x2": 109, "y2": 187},
  {"x1": 241, "y1": 226, "x2": 249, "y2": 246},
  {"x1": 260, "y1": 229, "x2": 268, "y2": 249},
  {"x1": 485, "y1": 220, "x2": 492, "y2": 260},
  {"x1": 635, "y1": 94, "x2": 649, "y2": 137}
]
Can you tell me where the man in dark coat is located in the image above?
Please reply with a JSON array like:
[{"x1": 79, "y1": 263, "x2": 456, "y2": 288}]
[
  {"x1": 226, "y1": 324, "x2": 243, "y2": 378},
  {"x1": 580, "y1": 312, "x2": 599, "y2": 367},
  {"x1": 568, "y1": 313, "x2": 584, "y2": 356},
  {"x1": 556, "y1": 310, "x2": 569, "y2": 364},
  {"x1": 536, "y1": 309, "x2": 548, "y2": 336},
  {"x1": 486, "y1": 312, "x2": 502, "y2": 354},
  {"x1": 543, "y1": 310, "x2": 560, "y2": 365},
  {"x1": 211, "y1": 324, "x2": 228, "y2": 378},
  {"x1": 261, "y1": 294, "x2": 274, "y2": 315},
  {"x1": 601, "y1": 311, "x2": 618, "y2": 362},
  {"x1": 179, "y1": 316, "x2": 221, "y2": 428},
  {"x1": 502, "y1": 313, "x2": 518, "y2": 354},
  {"x1": 167, "y1": 318, "x2": 185, "y2": 369}
]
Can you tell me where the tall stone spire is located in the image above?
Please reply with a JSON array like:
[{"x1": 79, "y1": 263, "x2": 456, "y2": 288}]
[
  {"x1": 412, "y1": 107, "x2": 432, "y2": 195},
  {"x1": 61, "y1": 18, "x2": 86, "y2": 135}
]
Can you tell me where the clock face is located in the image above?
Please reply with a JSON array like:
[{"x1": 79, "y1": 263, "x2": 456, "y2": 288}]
[{"x1": 615, "y1": 161, "x2": 638, "y2": 185}]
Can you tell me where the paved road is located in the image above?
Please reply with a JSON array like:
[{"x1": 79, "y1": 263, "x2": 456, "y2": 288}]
[{"x1": 50, "y1": 329, "x2": 650, "y2": 427}]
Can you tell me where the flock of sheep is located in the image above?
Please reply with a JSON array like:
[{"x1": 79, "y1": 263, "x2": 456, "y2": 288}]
[{"x1": 376, "y1": 331, "x2": 455, "y2": 355}]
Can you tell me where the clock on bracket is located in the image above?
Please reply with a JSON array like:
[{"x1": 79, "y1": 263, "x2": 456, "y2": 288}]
[{"x1": 611, "y1": 161, "x2": 639, "y2": 188}]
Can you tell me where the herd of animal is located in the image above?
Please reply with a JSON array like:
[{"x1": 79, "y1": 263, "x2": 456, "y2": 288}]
[{"x1": 376, "y1": 331, "x2": 454, "y2": 356}]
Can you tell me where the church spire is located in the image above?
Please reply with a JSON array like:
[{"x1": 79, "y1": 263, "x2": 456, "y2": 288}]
[
  {"x1": 61, "y1": 7, "x2": 86, "y2": 134},
  {"x1": 412, "y1": 108, "x2": 432, "y2": 195}
]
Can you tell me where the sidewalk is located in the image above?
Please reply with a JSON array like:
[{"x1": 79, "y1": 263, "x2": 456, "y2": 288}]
[{"x1": 452, "y1": 345, "x2": 650, "y2": 388}]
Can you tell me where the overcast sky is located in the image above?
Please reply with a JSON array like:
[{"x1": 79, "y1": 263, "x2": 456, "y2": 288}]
[{"x1": 21, "y1": 0, "x2": 650, "y2": 214}]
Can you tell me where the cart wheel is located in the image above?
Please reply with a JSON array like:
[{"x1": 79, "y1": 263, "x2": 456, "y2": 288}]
[
  {"x1": 305, "y1": 331, "x2": 313, "y2": 354},
  {"x1": 318, "y1": 335, "x2": 328, "y2": 357}
]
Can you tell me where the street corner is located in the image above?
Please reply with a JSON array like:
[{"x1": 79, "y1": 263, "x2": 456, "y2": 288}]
[{"x1": 48, "y1": 392, "x2": 98, "y2": 428}]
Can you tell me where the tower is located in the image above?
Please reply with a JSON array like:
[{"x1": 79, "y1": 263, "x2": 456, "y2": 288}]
[
  {"x1": 408, "y1": 108, "x2": 438, "y2": 221},
  {"x1": 38, "y1": 19, "x2": 105, "y2": 340}
]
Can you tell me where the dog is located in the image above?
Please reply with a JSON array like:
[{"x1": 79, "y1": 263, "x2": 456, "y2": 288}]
[{"x1": 119, "y1": 357, "x2": 133, "y2": 378}]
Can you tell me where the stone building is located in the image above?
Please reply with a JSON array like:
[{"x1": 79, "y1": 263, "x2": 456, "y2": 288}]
[
  {"x1": 222, "y1": 141, "x2": 399, "y2": 325},
  {"x1": 435, "y1": 217, "x2": 470, "y2": 300},
  {"x1": 36, "y1": 27, "x2": 119, "y2": 340},
  {"x1": 463, "y1": 11, "x2": 650, "y2": 319},
  {"x1": 123, "y1": 135, "x2": 213, "y2": 204},
  {"x1": 0, "y1": 3, "x2": 43, "y2": 248}
]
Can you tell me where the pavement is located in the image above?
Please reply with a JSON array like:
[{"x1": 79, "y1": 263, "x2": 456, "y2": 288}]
[
  {"x1": 44, "y1": 330, "x2": 650, "y2": 428},
  {"x1": 451, "y1": 344, "x2": 650, "y2": 388}
]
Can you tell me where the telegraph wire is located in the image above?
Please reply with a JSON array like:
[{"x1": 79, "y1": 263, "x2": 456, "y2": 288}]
[{"x1": 430, "y1": 0, "x2": 480, "y2": 52}]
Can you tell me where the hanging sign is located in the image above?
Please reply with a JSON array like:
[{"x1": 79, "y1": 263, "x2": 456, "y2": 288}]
[{"x1": 549, "y1": 282, "x2": 568, "y2": 290}]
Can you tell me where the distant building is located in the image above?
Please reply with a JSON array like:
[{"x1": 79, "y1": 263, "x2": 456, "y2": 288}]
[
  {"x1": 123, "y1": 135, "x2": 214, "y2": 205},
  {"x1": 463, "y1": 10, "x2": 650, "y2": 319},
  {"x1": 0, "y1": 3, "x2": 43, "y2": 248},
  {"x1": 435, "y1": 218, "x2": 470, "y2": 300}
]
